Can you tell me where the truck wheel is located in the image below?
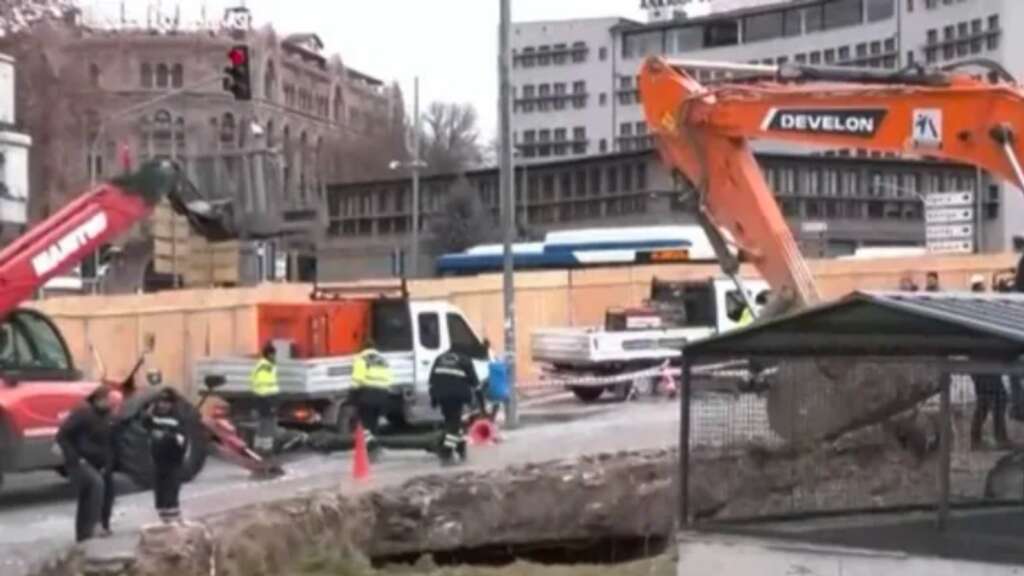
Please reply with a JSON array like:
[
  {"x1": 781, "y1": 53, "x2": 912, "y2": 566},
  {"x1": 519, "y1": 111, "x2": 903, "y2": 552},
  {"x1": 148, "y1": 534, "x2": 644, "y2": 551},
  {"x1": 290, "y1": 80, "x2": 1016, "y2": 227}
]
[
  {"x1": 117, "y1": 396, "x2": 208, "y2": 489},
  {"x1": 571, "y1": 386, "x2": 604, "y2": 403}
]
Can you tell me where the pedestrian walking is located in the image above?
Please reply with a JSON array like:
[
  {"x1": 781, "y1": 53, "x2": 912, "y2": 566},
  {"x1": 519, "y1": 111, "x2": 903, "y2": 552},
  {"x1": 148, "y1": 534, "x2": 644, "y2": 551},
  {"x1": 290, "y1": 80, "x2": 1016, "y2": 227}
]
[
  {"x1": 969, "y1": 277, "x2": 1012, "y2": 450},
  {"x1": 143, "y1": 388, "x2": 188, "y2": 523},
  {"x1": 428, "y1": 346, "x2": 481, "y2": 466},
  {"x1": 57, "y1": 384, "x2": 116, "y2": 542},
  {"x1": 352, "y1": 341, "x2": 394, "y2": 461},
  {"x1": 250, "y1": 342, "x2": 280, "y2": 457}
]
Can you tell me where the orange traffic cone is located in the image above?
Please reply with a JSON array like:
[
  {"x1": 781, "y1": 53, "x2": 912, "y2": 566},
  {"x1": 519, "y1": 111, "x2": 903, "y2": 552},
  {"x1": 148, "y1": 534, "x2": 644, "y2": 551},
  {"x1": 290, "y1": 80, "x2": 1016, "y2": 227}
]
[
  {"x1": 468, "y1": 418, "x2": 497, "y2": 446},
  {"x1": 352, "y1": 424, "x2": 371, "y2": 481}
]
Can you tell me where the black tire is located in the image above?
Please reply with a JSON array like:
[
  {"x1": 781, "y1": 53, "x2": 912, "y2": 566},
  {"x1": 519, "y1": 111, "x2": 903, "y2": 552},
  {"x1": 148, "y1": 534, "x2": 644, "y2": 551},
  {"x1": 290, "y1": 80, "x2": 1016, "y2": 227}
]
[
  {"x1": 571, "y1": 386, "x2": 604, "y2": 403},
  {"x1": 116, "y1": 392, "x2": 208, "y2": 489}
]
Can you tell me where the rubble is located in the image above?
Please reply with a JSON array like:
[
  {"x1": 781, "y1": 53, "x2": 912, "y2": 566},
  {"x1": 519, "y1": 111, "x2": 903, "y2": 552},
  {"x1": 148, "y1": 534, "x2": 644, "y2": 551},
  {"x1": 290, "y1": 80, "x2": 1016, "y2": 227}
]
[{"x1": 36, "y1": 434, "x2": 940, "y2": 576}]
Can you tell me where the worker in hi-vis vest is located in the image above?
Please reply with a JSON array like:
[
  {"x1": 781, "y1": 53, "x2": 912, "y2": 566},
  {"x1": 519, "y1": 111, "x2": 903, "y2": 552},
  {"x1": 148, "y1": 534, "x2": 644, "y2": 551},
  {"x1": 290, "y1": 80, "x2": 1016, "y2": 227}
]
[
  {"x1": 352, "y1": 340, "x2": 393, "y2": 460},
  {"x1": 250, "y1": 342, "x2": 280, "y2": 457}
]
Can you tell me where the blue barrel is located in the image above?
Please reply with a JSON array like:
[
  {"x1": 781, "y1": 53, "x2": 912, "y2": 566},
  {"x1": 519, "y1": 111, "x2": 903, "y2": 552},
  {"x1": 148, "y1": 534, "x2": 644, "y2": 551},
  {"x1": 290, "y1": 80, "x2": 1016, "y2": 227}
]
[{"x1": 487, "y1": 360, "x2": 510, "y2": 402}]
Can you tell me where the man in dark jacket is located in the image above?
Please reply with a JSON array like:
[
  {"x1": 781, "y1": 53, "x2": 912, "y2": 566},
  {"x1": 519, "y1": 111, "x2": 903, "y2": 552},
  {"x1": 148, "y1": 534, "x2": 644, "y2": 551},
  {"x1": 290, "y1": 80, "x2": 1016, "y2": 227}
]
[
  {"x1": 57, "y1": 385, "x2": 116, "y2": 542},
  {"x1": 428, "y1": 347, "x2": 481, "y2": 466},
  {"x1": 143, "y1": 388, "x2": 188, "y2": 523}
]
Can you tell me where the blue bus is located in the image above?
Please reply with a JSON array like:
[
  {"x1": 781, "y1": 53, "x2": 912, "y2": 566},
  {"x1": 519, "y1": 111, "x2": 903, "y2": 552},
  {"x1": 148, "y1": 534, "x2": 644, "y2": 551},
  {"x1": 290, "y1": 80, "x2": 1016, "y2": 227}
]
[{"x1": 435, "y1": 225, "x2": 716, "y2": 276}]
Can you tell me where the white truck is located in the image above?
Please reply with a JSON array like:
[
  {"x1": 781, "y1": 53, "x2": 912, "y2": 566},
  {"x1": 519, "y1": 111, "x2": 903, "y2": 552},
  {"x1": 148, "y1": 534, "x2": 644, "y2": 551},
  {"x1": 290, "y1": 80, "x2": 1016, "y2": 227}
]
[
  {"x1": 193, "y1": 297, "x2": 493, "y2": 434},
  {"x1": 531, "y1": 277, "x2": 769, "y2": 402}
]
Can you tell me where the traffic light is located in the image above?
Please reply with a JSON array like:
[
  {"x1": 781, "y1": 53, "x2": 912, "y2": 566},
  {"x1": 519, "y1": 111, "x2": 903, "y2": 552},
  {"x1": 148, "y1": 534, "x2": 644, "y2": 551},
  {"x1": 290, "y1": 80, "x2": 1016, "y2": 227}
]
[{"x1": 223, "y1": 45, "x2": 252, "y2": 101}]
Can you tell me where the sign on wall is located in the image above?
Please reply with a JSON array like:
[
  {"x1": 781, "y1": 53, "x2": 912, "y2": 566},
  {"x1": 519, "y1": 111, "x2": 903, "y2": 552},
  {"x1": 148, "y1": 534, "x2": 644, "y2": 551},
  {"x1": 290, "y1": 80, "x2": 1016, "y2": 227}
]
[{"x1": 924, "y1": 191, "x2": 975, "y2": 254}]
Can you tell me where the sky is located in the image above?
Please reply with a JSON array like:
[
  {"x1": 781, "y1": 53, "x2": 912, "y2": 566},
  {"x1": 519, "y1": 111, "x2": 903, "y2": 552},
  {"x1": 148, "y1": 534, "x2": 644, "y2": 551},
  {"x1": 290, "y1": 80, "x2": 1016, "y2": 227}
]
[
  {"x1": 247, "y1": 0, "x2": 650, "y2": 140},
  {"x1": 82, "y1": 0, "x2": 652, "y2": 140}
]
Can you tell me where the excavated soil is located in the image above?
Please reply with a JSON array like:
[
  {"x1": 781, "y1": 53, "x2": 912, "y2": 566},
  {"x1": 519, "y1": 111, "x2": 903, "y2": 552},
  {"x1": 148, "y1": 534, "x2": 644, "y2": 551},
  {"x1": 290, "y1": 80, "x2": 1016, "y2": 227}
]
[{"x1": 42, "y1": 421, "x2": 959, "y2": 576}]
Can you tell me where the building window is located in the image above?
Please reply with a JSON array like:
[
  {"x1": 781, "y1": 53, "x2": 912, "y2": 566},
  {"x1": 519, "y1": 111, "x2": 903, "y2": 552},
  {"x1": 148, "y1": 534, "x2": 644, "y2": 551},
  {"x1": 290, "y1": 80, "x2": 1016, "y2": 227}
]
[
  {"x1": 824, "y1": 48, "x2": 836, "y2": 63},
  {"x1": 599, "y1": 46, "x2": 608, "y2": 61},
  {"x1": 744, "y1": 11, "x2": 784, "y2": 43},
  {"x1": 89, "y1": 63, "x2": 101, "y2": 88},
  {"x1": 803, "y1": 5, "x2": 824, "y2": 32},
  {"x1": 838, "y1": 46, "x2": 850, "y2": 61},
  {"x1": 141, "y1": 63, "x2": 153, "y2": 88},
  {"x1": 537, "y1": 45, "x2": 551, "y2": 66},
  {"x1": 571, "y1": 41, "x2": 587, "y2": 63},
  {"x1": 171, "y1": 64, "x2": 183, "y2": 88},
  {"x1": 156, "y1": 63, "x2": 169, "y2": 88},
  {"x1": 823, "y1": 0, "x2": 862, "y2": 30},
  {"x1": 599, "y1": 92, "x2": 607, "y2": 107},
  {"x1": 553, "y1": 43, "x2": 568, "y2": 65},
  {"x1": 623, "y1": 31, "x2": 663, "y2": 59},
  {"x1": 669, "y1": 26, "x2": 703, "y2": 53},
  {"x1": 599, "y1": 139, "x2": 607, "y2": 153},
  {"x1": 865, "y1": 0, "x2": 895, "y2": 23}
]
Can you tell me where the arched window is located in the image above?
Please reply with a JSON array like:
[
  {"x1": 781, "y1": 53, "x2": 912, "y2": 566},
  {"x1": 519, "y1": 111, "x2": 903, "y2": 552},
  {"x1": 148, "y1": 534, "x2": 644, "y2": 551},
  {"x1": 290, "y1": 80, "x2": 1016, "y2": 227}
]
[
  {"x1": 282, "y1": 125, "x2": 292, "y2": 196},
  {"x1": 299, "y1": 131, "x2": 309, "y2": 198},
  {"x1": 156, "y1": 63, "x2": 169, "y2": 88},
  {"x1": 89, "y1": 63, "x2": 101, "y2": 87},
  {"x1": 171, "y1": 64, "x2": 184, "y2": 88},
  {"x1": 264, "y1": 60, "x2": 278, "y2": 100},
  {"x1": 141, "y1": 63, "x2": 153, "y2": 88},
  {"x1": 333, "y1": 85, "x2": 345, "y2": 123},
  {"x1": 266, "y1": 120, "x2": 275, "y2": 147}
]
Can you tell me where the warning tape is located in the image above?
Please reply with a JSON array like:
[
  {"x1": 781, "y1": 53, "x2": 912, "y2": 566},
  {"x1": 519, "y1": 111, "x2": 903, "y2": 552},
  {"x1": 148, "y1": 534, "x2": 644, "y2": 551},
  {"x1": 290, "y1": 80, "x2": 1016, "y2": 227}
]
[{"x1": 526, "y1": 360, "x2": 770, "y2": 390}]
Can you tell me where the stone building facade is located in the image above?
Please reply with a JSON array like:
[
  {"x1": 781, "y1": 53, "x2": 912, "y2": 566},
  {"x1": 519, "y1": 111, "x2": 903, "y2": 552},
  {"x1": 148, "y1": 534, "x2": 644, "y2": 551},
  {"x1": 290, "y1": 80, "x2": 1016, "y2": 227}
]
[{"x1": 0, "y1": 11, "x2": 404, "y2": 290}]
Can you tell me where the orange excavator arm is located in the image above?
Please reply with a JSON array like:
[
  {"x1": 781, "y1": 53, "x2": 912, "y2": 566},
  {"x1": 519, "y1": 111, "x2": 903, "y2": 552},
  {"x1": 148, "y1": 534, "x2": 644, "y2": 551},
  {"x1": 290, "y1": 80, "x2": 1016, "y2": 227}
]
[{"x1": 639, "y1": 57, "x2": 1024, "y2": 314}]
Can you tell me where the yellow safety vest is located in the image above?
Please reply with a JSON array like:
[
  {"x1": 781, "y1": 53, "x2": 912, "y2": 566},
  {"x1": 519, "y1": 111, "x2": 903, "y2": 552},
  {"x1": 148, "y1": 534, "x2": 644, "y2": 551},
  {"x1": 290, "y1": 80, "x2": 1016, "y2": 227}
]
[
  {"x1": 251, "y1": 357, "x2": 279, "y2": 396},
  {"x1": 353, "y1": 349, "x2": 393, "y2": 389},
  {"x1": 738, "y1": 307, "x2": 755, "y2": 327}
]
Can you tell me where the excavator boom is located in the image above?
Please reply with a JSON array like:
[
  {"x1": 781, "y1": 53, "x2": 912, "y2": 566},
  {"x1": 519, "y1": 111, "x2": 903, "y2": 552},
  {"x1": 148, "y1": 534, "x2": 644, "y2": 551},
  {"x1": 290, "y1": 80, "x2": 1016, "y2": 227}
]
[
  {"x1": 639, "y1": 57, "x2": 1024, "y2": 313},
  {"x1": 0, "y1": 160, "x2": 235, "y2": 317}
]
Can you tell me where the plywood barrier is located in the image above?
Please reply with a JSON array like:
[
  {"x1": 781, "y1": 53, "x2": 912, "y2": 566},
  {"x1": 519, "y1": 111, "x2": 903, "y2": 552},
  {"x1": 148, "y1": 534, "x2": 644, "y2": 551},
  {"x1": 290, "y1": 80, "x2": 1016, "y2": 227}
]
[{"x1": 27, "y1": 253, "x2": 1021, "y2": 396}]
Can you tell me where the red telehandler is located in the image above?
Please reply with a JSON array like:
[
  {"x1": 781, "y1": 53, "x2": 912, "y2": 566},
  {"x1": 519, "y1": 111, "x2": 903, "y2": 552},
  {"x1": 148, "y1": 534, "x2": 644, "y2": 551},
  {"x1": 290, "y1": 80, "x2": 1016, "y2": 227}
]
[{"x1": 0, "y1": 160, "x2": 240, "y2": 490}]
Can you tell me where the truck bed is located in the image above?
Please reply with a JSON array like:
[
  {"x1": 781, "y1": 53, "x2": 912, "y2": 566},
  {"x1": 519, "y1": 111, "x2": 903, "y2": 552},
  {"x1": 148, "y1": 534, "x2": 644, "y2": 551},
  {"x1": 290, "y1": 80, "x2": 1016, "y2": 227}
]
[
  {"x1": 193, "y1": 351, "x2": 415, "y2": 398},
  {"x1": 531, "y1": 326, "x2": 713, "y2": 369}
]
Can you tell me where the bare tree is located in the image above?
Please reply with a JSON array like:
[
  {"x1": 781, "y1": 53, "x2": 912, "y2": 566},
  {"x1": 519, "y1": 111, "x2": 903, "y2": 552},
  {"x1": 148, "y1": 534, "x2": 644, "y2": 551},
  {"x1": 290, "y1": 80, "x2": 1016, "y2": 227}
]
[
  {"x1": 419, "y1": 102, "x2": 484, "y2": 175},
  {"x1": 0, "y1": 1, "x2": 77, "y2": 37},
  {"x1": 429, "y1": 175, "x2": 493, "y2": 253}
]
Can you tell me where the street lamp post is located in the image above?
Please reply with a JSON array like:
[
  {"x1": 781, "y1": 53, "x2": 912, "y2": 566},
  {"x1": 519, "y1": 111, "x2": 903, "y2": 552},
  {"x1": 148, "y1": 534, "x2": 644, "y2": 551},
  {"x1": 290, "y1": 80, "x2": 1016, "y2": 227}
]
[
  {"x1": 499, "y1": 0, "x2": 519, "y2": 428},
  {"x1": 389, "y1": 77, "x2": 425, "y2": 278}
]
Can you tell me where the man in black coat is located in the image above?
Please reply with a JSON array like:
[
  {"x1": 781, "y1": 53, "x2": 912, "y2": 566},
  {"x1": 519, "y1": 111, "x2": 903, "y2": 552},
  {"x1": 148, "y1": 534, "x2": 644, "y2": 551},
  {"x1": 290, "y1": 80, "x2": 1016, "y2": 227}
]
[
  {"x1": 428, "y1": 346, "x2": 481, "y2": 466},
  {"x1": 57, "y1": 385, "x2": 116, "y2": 542},
  {"x1": 143, "y1": 388, "x2": 188, "y2": 523}
]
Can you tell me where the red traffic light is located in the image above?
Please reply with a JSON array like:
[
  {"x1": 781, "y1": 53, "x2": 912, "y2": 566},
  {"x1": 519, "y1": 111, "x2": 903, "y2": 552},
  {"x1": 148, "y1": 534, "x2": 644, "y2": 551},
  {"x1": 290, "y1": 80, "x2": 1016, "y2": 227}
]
[{"x1": 228, "y1": 47, "x2": 247, "y2": 66}]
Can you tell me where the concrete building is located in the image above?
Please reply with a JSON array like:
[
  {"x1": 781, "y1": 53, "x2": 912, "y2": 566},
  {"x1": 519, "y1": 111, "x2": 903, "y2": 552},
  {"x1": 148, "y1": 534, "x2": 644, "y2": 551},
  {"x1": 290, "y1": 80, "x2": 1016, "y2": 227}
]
[
  {"x1": 321, "y1": 149, "x2": 984, "y2": 280},
  {"x1": 510, "y1": 0, "x2": 1021, "y2": 252},
  {"x1": 0, "y1": 52, "x2": 31, "y2": 236},
  {"x1": 0, "y1": 7, "x2": 403, "y2": 291}
]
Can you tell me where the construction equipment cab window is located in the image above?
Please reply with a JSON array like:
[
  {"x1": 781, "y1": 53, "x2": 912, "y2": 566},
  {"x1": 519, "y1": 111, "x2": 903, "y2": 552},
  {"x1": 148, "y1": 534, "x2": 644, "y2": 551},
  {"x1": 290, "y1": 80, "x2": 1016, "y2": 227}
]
[{"x1": 0, "y1": 310, "x2": 74, "y2": 374}]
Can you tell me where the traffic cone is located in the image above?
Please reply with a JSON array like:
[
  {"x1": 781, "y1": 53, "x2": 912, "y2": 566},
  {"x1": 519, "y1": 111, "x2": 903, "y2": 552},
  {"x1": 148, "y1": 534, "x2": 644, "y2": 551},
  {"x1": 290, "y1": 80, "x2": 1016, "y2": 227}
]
[
  {"x1": 352, "y1": 424, "x2": 371, "y2": 481},
  {"x1": 468, "y1": 418, "x2": 497, "y2": 446}
]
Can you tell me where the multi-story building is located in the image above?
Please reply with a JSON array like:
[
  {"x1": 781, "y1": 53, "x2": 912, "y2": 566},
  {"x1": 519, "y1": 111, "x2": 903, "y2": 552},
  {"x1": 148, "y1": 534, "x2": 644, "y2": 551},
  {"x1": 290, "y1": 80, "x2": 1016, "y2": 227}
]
[
  {"x1": 0, "y1": 7, "x2": 403, "y2": 290},
  {"x1": 0, "y1": 52, "x2": 31, "y2": 238},
  {"x1": 511, "y1": 0, "x2": 1022, "y2": 252},
  {"x1": 321, "y1": 148, "x2": 984, "y2": 280}
]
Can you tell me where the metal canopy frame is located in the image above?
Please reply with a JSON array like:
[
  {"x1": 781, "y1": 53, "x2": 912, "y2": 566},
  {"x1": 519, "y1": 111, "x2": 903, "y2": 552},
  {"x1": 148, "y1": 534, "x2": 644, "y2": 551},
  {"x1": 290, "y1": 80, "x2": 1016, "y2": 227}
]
[{"x1": 677, "y1": 291, "x2": 1024, "y2": 533}]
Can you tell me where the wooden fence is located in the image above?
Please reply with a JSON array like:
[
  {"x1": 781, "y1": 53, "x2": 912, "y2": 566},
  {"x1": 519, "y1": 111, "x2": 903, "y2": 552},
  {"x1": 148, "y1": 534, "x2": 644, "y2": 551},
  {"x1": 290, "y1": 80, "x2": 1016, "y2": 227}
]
[{"x1": 28, "y1": 252, "x2": 1019, "y2": 395}]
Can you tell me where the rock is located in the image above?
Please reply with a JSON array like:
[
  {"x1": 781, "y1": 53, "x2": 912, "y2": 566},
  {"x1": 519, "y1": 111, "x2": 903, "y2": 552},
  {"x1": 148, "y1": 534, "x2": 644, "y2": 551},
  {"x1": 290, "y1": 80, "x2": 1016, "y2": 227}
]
[
  {"x1": 768, "y1": 357, "x2": 942, "y2": 444},
  {"x1": 133, "y1": 523, "x2": 212, "y2": 576}
]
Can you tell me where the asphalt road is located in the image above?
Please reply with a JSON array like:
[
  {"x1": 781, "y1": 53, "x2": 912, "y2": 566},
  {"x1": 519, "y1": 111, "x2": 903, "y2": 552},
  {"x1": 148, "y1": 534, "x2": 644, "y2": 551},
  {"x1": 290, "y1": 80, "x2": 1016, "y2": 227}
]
[{"x1": 0, "y1": 395, "x2": 677, "y2": 576}]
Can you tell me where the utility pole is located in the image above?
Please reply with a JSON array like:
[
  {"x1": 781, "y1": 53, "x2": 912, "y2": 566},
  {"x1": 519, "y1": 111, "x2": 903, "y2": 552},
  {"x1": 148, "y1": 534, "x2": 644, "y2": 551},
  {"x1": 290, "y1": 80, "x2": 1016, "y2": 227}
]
[
  {"x1": 411, "y1": 76, "x2": 421, "y2": 278},
  {"x1": 499, "y1": 0, "x2": 519, "y2": 428}
]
